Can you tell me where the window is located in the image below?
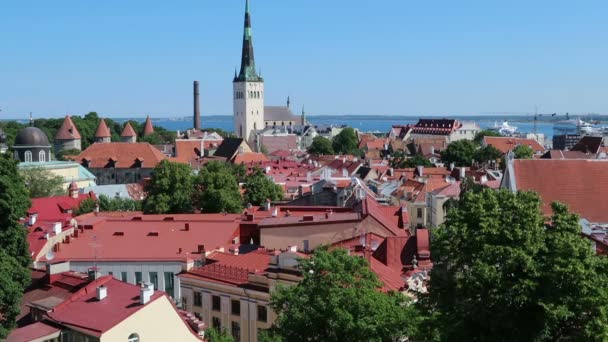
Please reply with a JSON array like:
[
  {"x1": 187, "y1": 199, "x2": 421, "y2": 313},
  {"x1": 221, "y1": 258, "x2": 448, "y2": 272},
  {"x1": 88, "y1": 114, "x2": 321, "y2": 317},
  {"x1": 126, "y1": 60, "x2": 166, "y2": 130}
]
[
  {"x1": 24, "y1": 150, "x2": 32, "y2": 162},
  {"x1": 135, "y1": 272, "x2": 142, "y2": 285},
  {"x1": 212, "y1": 317, "x2": 221, "y2": 329},
  {"x1": 257, "y1": 305, "x2": 268, "y2": 322},
  {"x1": 128, "y1": 333, "x2": 139, "y2": 342},
  {"x1": 149, "y1": 272, "x2": 158, "y2": 290},
  {"x1": 231, "y1": 299, "x2": 240, "y2": 316},
  {"x1": 417, "y1": 208, "x2": 423, "y2": 219},
  {"x1": 108, "y1": 271, "x2": 113, "y2": 277},
  {"x1": 38, "y1": 150, "x2": 45, "y2": 162},
  {"x1": 164, "y1": 272, "x2": 174, "y2": 298},
  {"x1": 194, "y1": 292, "x2": 202, "y2": 307},
  {"x1": 231, "y1": 321, "x2": 241, "y2": 342},
  {"x1": 212, "y1": 295, "x2": 221, "y2": 311},
  {"x1": 121, "y1": 272, "x2": 127, "y2": 282}
]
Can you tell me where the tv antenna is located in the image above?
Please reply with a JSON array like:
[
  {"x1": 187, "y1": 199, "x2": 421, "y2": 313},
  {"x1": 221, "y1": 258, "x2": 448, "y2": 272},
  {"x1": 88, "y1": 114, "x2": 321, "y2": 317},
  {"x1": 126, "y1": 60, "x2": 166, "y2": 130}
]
[{"x1": 89, "y1": 235, "x2": 102, "y2": 281}]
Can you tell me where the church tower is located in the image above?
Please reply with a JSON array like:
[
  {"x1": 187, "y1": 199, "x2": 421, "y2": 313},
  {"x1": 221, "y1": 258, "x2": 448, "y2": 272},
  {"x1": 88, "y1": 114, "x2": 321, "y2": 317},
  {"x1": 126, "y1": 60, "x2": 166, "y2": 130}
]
[{"x1": 233, "y1": 0, "x2": 264, "y2": 147}]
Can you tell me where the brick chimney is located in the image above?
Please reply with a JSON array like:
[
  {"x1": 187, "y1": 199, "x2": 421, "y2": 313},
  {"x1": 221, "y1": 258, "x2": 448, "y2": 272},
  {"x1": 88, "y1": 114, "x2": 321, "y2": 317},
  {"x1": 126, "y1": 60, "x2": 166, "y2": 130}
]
[{"x1": 193, "y1": 81, "x2": 201, "y2": 131}]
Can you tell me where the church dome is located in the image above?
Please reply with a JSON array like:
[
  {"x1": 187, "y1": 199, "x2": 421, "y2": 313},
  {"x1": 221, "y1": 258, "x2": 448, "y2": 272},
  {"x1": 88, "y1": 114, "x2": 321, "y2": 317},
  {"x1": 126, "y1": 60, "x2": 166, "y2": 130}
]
[{"x1": 15, "y1": 127, "x2": 50, "y2": 146}]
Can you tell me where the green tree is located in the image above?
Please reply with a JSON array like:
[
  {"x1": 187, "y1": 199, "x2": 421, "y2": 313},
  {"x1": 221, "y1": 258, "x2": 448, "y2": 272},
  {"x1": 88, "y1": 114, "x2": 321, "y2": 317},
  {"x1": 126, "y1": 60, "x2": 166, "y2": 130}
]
[
  {"x1": 243, "y1": 168, "x2": 283, "y2": 206},
  {"x1": 194, "y1": 161, "x2": 242, "y2": 213},
  {"x1": 205, "y1": 327, "x2": 235, "y2": 342},
  {"x1": 332, "y1": 127, "x2": 360, "y2": 155},
  {"x1": 440, "y1": 140, "x2": 477, "y2": 166},
  {"x1": 308, "y1": 136, "x2": 334, "y2": 155},
  {"x1": 473, "y1": 145, "x2": 502, "y2": 164},
  {"x1": 143, "y1": 160, "x2": 194, "y2": 214},
  {"x1": 403, "y1": 155, "x2": 433, "y2": 168},
  {"x1": 473, "y1": 129, "x2": 501, "y2": 144},
  {"x1": 513, "y1": 144, "x2": 534, "y2": 159},
  {"x1": 55, "y1": 148, "x2": 82, "y2": 161},
  {"x1": 270, "y1": 248, "x2": 419, "y2": 342},
  {"x1": 74, "y1": 198, "x2": 97, "y2": 216},
  {"x1": 0, "y1": 155, "x2": 32, "y2": 338},
  {"x1": 420, "y1": 189, "x2": 608, "y2": 341},
  {"x1": 389, "y1": 150, "x2": 408, "y2": 168},
  {"x1": 19, "y1": 167, "x2": 65, "y2": 198}
]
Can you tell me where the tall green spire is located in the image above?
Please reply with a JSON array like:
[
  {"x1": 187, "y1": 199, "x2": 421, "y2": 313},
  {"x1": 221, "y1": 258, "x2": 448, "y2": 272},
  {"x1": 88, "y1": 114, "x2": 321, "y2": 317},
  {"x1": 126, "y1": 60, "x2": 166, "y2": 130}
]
[{"x1": 234, "y1": 0, "x2": 262, "y2": 82}]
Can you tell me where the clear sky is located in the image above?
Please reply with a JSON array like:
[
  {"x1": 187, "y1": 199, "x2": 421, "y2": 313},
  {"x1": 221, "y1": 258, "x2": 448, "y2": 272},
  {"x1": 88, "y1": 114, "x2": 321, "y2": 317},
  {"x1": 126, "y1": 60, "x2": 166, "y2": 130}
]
[{"x1": 1, "y1": 0, "x2": 607, "y2": 119}]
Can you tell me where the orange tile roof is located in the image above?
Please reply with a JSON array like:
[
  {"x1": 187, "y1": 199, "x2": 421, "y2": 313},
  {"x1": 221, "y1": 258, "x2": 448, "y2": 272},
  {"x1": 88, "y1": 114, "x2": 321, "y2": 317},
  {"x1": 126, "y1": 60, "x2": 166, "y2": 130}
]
[
  {"x1": 95, "y1": 119, "x2": 111, "y2": 138},
  {"x1": 233, "y1": 152, "x2": 269, "y2": 164},
  {"x1": 74, "y1": 142, "x2": 167, "y2": 168},
  {"x1": 120, "y1": 122, "x2": 137, "y2": 137},
  {"x1": 484, "y1": 136, "x2": 545, "y2": 154},
  {"x1": 512, "y1": 159, "x2": 608, "y2": 222},
  {"x1": 143, "y1": 116, "x2": 154, "y2": 136},
  {"x1": 55, "y1": 115, "x2": 82, "y2": 140}
]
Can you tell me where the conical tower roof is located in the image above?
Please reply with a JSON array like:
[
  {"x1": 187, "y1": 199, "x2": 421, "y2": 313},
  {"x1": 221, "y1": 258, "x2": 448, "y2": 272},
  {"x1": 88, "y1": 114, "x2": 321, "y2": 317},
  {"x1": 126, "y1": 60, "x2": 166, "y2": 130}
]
[
  {"x1": 143, "y1": 116, "x2": 154, "y2": 136},
  {"x1": 95, "y1": 119, "x2": 111, "y2": 138},
  {"x1": 55, "y1": 115, "x2": 82, "y2": 140},
  {"x1": 121, "y1": 122, "x2": 137, "y2": 137}
]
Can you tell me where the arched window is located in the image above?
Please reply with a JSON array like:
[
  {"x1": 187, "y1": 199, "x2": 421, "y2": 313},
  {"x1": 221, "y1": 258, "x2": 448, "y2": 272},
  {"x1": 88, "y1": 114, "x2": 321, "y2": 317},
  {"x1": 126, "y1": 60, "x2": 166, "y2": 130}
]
[
  {"x1": 24, "y1": 150, "x2": 32, "y2": 162},
  {"x1": 39, "y1": 150, "x2": 46, "y2": 162},
  {"x1": 254, "y1": 122, "x2": 257, "y2": 130},
  {"x1": 128, "y1": 333, "x2": 140, "y2": 342}
]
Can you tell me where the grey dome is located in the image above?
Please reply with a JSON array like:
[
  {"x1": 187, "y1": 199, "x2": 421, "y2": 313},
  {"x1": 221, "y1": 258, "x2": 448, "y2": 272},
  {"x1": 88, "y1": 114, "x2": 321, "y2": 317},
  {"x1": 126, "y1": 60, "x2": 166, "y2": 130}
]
[{"x1": 15, "y1": 127, "x2": 50, "y2": 146}]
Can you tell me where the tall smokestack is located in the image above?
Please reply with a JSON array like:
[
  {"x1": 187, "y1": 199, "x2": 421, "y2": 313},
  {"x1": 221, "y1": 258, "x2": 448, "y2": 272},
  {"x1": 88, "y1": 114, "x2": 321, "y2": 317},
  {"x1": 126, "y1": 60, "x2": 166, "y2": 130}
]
[{"x1": 193, "y1": 80, "x2": 201, "y2": 131}]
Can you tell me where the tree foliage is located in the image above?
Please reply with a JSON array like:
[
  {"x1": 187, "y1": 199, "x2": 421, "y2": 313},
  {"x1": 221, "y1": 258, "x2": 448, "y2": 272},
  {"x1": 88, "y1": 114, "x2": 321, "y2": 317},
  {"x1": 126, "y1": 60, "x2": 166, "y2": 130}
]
[
  {"x1": 75, "y1": 195, "x2": 142, "y2": 215},
  {"x1": 270, "y1": 248, "x2": 419, "y2": 342},
  {"x1": 243, "y1": 168, "x2": 283, "y2": 206},
  {"x1": 473, "y1": 145, "x2": 502, "y2": 163},
  {"x1": 440, "y1": 140, "x2": 477, "y2": 166},
  {"x1": 513, "y1": 144, "x2": 535, "y2": 159},
  {"x1": 332, "y1": 127, "x2": 360, "y2": 155},
  {"x1": 308, "y1": 136, "x2": 334, "y2": 155},
  {"x1": 143, "y1": 160, "x2": 194, "y2": 214},
  {"x1": 194, "y1": 161, "x2": 242, "y2": 213},
  {"x1": 19, "y1": 167, "x2": 65, "y2": 198},
  {"x1": 420, "y1": 189, "x2": 608, "y2": 341},
  {"x1": 403, "y1": 155, "x2": 433, "y2": 168},
  {"x1": 0, "y1": 155, "x2": 31, "y2": 339},
  {"x1": 473, "y1": 129, "x2": 501, "y2": 144},
  {"x1": 205, "y1": 327, "x2": 235, "y2": 342}
]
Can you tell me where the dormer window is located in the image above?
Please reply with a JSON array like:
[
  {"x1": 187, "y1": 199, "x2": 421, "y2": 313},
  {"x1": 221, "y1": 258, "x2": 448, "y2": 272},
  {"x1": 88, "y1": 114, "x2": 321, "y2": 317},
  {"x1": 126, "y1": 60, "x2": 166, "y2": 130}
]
[{"x1": 134, "y1": 158, "x2": 144, "y2": 168}]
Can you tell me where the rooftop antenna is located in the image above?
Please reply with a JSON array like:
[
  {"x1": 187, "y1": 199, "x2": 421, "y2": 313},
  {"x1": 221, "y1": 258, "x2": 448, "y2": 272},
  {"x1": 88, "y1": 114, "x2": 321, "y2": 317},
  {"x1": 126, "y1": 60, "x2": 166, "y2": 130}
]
[{"x1": 89, "y1": 234, "x2": 101, "y2": 281}]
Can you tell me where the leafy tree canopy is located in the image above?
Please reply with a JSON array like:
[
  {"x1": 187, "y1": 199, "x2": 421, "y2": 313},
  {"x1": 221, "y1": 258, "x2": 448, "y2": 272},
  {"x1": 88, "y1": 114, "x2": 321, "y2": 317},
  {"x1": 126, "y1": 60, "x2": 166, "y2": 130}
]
[
  {"x1": 205, "y1": 327, "x2": 235, "y2": 342},
  {"x1": 420, "y1": 189, "x2": 608, "y2": 341},
  {"x1": 473, "y1": 145, "x2": 503, "y2": 163},
  {"x1": 332, "y1": 127, "x2": 360, "y2": 155},
  {"x1": 440, "y1": 139, "x2": 477, "y2": 166},
  {"x1": 308, "y1": 136, "x2": 334, "y2": 155},
  {"x1": 270, "y1": 248, "x2": 419, "y2": 342},
  {"x1": 19, "y1": 167, "x2": 65, "y2": 198},
  {"x1": 194, "y1": 161, "x2": 242, "y2": 213},
  {"x1": 75, "y1": 195, "x2": 142, "y2": 215},
  {"x1": 243, "y1": 168, "x2": 283, "y2": 206},
  {"x1": 402, "y1": 155, "x2": 433, "y2": 168},
  {"x1": 513, "y1": 144, "x2": 535, "y2": 159},
  {"x1": 143, "y1": 160, "x2": 194, "y2": 214},
  {"x1": 473, "y1": 129, "x2": 501, "y2": 144},
  {"x1": 0, "y1": 249, "x2": 31, "y2": 339}
]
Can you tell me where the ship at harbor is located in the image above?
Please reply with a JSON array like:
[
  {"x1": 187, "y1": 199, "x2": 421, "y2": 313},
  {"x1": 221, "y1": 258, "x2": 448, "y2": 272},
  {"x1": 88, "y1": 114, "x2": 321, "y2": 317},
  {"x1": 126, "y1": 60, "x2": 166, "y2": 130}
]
[{"x1": 487, "y1": 121, "x2": 518, "y2": 136}]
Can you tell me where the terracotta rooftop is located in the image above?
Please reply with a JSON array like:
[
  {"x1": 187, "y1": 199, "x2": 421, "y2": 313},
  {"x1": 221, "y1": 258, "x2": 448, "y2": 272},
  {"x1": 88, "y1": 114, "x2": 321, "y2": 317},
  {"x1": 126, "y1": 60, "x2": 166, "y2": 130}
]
[
  {"x1": 46, "y1": 276, "x2": 164, "y2": 337},
  {"x1": 94, "y1": 119, "x2": 111, "y2": 138},
  {"x1": 73, "y1": 142, "x2": 167, "y2": 168},
  {"x1": 511, "y1": 159, "x2": 608, "y2": 222},
  {"x1": 53, "y1": 214, "x2": 241, "y2": 262},
  {"x1": 233, "y1": 152, "x2": 270, "y2": 164},
  {"x1": 120, "y1": 122, "x2": 137, "y2": 137},
  {"x1": 28, "y1": 191, "x2": 96, "y2": 223},
  {"x1": 185, "y1": 249, "x2": 272, "y2": 286},
  {"x1": 5, "y1": 321, "x2": 61, "y2": 342},
  {"x1": 484, "y1": 136, "x2": 545, "y2": 154},
  {"x1": 143, "y1": 116, "x2": 154, "y2": 136},
  {"x1": 55, "y1": 115, "x2": 82, "y2": 140}
]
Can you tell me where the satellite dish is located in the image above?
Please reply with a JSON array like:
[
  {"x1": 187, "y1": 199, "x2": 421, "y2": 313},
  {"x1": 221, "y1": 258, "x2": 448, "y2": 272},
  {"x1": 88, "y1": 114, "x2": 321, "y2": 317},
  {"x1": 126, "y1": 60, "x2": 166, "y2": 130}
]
[
  {"x1": 371, "y1": 241, "x2": 380, "y2": 251},
  {"x1": 46, "y1": 250, "x2": 55, "y2": 261},
  {"x1": 359, "y1": 235, "x2": 366, "y2": 247}
]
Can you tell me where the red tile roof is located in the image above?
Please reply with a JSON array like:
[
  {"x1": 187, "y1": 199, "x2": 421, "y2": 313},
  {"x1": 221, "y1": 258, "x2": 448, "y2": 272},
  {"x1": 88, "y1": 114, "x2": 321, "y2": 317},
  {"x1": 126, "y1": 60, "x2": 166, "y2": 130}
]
[
  {"x1": 512, "y1": 159, "x2": 608, "y2": 222},
  {"x1": 5, "y1": 322, "x2": 61, "y2": 342},
  {"x1": 95, "y1": 119, "x2": 111, "y2": 138},
  {"x1": 28, "y1": 192, "x2": 96, "y2": 222},
  {"x1": 55, "y1": 115, "x2": 82, "y2": 140},
  {"x1": 233, "y1": 152, "x2": 270, "y2": 164},
  {"x1": 186, "y1": 249, "x2": 271, "y2": 285},
  {"x1": 46, "y1": 276, "x2": 164, "y2": 337},
  {"x1": 259, "y1": 135, "x2": 298, "y2": 153},
  {"x1": 54, "y1": 214, "x2": 241, "y2": 262},
  {"x1": 175, "y1": 140, "x2": 203, "y2": 163},
  {"x1": 143, "y1": 116, "x2": 154, "y2": 136},
  {"x1": 484, "y1": 136, "x2": 545, "y2": 154},
  {"x1": 74, "y1": 142, "x2": 167, "y2": 168},
  {"x1": 120, "y1": 122, "x2": 137, "y2": 137}
]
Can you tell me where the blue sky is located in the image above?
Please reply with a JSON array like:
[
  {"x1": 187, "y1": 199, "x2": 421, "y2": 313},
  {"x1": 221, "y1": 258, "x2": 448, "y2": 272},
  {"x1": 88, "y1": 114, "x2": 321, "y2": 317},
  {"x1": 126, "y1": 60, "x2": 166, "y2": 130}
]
[{"x1": 1, "y1": 0, "x2": 607, "y2": 119}]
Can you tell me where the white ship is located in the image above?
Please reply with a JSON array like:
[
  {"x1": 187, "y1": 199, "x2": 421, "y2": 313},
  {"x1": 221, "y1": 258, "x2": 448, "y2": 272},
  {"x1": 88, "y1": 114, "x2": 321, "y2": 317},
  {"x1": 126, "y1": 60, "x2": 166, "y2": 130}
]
[{"x1": 488, "y1": 121, "x2": 518, "y2": 136}]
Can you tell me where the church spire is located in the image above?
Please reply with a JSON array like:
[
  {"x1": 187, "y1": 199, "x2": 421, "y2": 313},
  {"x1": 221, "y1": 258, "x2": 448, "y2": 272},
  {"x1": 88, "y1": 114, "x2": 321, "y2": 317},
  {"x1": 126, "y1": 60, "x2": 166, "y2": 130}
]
[
  {"x1": 234, "y1": 0, "x2": 262, "y2": 82},
  {"x1": 301, "y1": 105, "x2": 306, "y2": 125}
]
